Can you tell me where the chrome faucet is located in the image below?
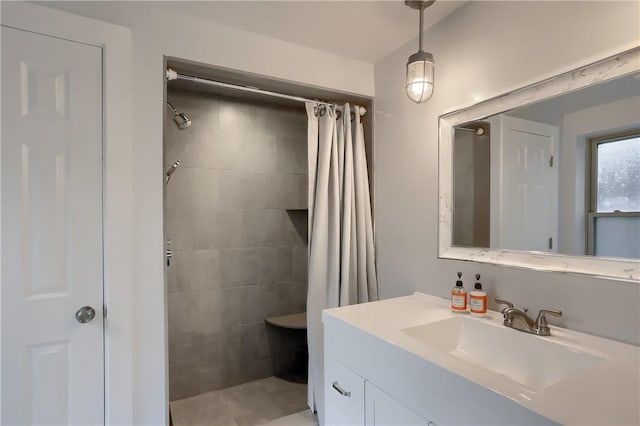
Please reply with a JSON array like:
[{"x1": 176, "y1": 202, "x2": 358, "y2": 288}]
[{"x1": 495, "y1": 298, "x2": 562, "y2": 337}]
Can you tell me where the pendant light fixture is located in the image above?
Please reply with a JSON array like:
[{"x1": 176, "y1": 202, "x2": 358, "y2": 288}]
[{"x1": 405, "y1": 0, "x2": 436, "y2": 103}]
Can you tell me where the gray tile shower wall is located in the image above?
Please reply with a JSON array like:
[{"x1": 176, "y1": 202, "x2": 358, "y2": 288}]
[{"x1": 165, "y1": 90, "x2": 308, "y2": 401}]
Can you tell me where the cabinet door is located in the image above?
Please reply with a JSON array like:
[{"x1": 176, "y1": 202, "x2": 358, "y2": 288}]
[
  {"x1": 325, "y1": 357, "x2": 365, "y2": 426},
  {"x1": 365, "y1": 381, "x2": 433, "y2": 426}
]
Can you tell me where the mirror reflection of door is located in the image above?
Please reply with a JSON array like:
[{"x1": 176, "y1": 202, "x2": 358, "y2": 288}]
[
  {"x1": 491, "y1": 116, "x2": 559, "y2": 252},
  {"x1": 452, "y1": 116, "x2": 560, "y2": 253}
]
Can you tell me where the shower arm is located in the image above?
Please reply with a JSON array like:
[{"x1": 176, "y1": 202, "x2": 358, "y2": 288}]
[{"x1": 166, "y1": 101, "x2": 178, "y2": 115}]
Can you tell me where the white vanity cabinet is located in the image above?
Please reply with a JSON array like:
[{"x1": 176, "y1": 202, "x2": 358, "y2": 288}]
[
  {"x1": 364, "y1": 381, "x2": 433, "y2": 426},
  {"x1": 325, "y1": 356, "x2": 432, "y2": 426},
  {"x1": 323, "y1": 293, "x2": 640, "y2": 426},
  {"x1": 324, "y1": 356, "x2": 365, "y2": 426}
]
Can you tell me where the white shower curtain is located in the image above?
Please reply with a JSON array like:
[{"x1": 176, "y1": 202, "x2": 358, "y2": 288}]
[{"x1": 305, "y1": 102, "x2": 378, "y2": 424}]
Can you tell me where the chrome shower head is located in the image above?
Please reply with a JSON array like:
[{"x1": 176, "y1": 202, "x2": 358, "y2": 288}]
[
  {"x1": 166, "y1": 160, "x2": 181, "y2": 184},
  {"x1": 166, "y1": 102, "x2": 191, "y2": 130}
]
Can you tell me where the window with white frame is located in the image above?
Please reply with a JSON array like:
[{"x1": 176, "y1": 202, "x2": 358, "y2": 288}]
[{"x1": 587, "y1": 129, "x2": 640, "y2": 259}]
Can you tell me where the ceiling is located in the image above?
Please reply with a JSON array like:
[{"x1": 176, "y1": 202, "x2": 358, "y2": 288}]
[{"x1": 36, "y1": 1, "x2": 466, "y2": 63}]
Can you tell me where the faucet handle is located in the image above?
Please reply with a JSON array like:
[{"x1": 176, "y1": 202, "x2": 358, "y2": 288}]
[
  {"x1": 495, "y1": 298, "x2": 514, "y2": 313},
  {"x1": 535, "y1": 309, "x2": 562, "y2": 335}
]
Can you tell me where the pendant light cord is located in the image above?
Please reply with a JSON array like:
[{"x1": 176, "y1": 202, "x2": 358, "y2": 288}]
[{"x1": 418, "y1": 5, "x2": 424, "y2": 51}]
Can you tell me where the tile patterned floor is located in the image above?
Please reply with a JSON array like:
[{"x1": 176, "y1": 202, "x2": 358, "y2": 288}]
[
  {"x1": 263, "y1": 410, "x2": 318, "y2": 426},
  {"x1": 171, "y1": 376, "x2": 315, "y2": 426}
]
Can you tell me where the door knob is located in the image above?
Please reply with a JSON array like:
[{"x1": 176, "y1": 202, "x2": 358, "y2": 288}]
[{"x1": 75, "y1": 306, "x2": 96, "y2": 323}]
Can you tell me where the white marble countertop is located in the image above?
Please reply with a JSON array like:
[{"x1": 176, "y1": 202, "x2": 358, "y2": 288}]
[{"x1": 323, "y1": 292, "x2": 640, "y2": 425}]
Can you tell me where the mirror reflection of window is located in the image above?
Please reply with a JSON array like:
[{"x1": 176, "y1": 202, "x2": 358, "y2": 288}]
[{"x1": 587, "y1": 130, "x2": 640, "y2": 259}]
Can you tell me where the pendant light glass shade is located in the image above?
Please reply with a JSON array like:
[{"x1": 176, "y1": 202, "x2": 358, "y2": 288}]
[
  {"x1": 405, "y1": 0, "x2": 436, "y2": 104},
  {"x1": 406, "y1": 50, "x2": 434, "y2": 103}
]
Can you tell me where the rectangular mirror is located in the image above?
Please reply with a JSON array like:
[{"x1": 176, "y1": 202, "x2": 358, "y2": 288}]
[{"x1": 439, "y1": 47, "x2": 640, "y2": 281}]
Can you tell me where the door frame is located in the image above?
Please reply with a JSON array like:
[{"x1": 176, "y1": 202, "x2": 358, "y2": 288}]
[{"x1": 0, "y1": 2, "x2": 133, "y2": 424}]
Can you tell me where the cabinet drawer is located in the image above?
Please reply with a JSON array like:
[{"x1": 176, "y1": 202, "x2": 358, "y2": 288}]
[{"x1": 325, "y1": 356, "x2": 365, "y2": 426}]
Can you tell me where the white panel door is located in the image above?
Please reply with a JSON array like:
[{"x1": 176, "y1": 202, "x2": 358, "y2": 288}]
[
  {"x1": 1, "y1": 26, "x2": 104, "y2": 425},
  {"x1": 498, "y1": 116, "x2": 559, "y2": 252}
]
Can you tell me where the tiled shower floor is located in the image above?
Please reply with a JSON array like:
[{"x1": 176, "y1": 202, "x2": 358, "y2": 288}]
[{"x1": 170, "y1": 376, "x2": 317, "y2": 426}]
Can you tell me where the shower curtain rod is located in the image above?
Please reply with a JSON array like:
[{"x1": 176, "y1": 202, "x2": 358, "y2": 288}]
[{"x1": 166, "y1": 68, "x2": 367, "y2": 116}]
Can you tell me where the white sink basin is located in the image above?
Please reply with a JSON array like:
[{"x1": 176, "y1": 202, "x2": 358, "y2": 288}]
[{"x1": 402, "y1": 316, "x2": 606, "y2": 391}]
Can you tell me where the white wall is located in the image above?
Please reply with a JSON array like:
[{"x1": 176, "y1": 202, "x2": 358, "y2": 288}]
[
  {"x1": 37, "y1": 2, "x2": 374, "y2": 425},
  {"x1": 559, "y1": 96, "x2": 640, "y2": 255},
  {"x1": 374, "y1": 0, "x2": 640, "y2": 345}
]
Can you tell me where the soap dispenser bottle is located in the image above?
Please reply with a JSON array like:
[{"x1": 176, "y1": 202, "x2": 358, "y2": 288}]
[
  {"x1": 469, "y1": 274, "x2": 487, "y2": 317},
  {"x1": 451, "y1": 272, "x2": 467, "y2": 312}
]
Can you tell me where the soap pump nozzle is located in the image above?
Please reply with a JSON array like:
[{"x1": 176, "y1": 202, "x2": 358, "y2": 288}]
[{"x1": 474, "y1": 274, "x2": 482, "y2": 290}]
